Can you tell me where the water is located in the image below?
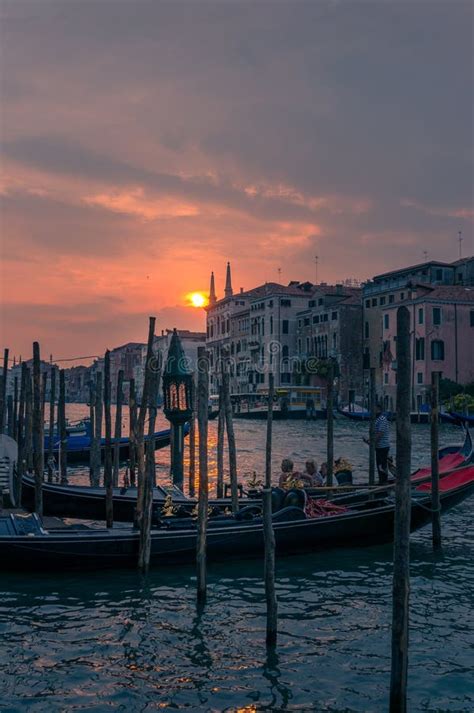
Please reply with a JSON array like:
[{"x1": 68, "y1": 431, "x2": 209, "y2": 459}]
[{"x1": 1, "y1": 413, "x2": 473, "y2": 711}]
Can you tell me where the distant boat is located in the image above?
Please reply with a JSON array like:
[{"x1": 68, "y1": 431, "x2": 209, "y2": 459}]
[
  {"x1": 44, "y1": 424, "x2": 189, "y2": 464},
  {"x1": 339, "y1": 405, "x2": 459, "y2": 425}
]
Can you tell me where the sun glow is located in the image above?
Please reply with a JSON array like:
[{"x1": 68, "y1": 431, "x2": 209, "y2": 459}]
[{"x1": 187, "y1": 292, "x2": 208, "y2": 308}]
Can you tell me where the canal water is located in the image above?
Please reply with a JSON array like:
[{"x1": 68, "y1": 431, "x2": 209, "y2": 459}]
[{"x1": 1, "y1": 410, "x2": 473, "y2": 711}]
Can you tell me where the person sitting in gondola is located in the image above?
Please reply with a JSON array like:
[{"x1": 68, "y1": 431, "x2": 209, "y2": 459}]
[
  {"x1": 302, "y1": 459, "x2": 323, "y2": 486},
  {"x1": 316, "y1": 462, "x2": 327, "y2": 485},
  {"x1": 278, "y1": 458, "x2": 304, "y2": 489}
]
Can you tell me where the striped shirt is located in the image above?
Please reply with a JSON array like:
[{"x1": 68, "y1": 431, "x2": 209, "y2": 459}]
[{"x1": 375, "y1": 414, "x2": 390, "y2": 449}]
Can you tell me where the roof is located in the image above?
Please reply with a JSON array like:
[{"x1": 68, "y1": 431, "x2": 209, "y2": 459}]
[
  {"x1": 372, "y1": 260, "x2": 453, "y2": 281},
  {"x1": 110, "y1": 342, "x2": 145, "y2": 353},
  {"x1": 384, "y1": 285, "x2": 474, "y2": 306}
]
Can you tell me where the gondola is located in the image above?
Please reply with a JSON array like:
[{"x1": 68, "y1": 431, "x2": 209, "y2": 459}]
[
  {"x1": 21, "y1": 429, "x2": 472, "y2": 521},
  {"x1": 43, "y1": 424, "x2": 189, "y2": 464},
  {"x1": 338, "y1": 406, "x2": 458, "y2": 425},
  {"x1": 3, "y1": 465, "x2": 474, "y2": 571},
  {"x1": 449, "y1": 411, "x2": 474, "y2": 426}
]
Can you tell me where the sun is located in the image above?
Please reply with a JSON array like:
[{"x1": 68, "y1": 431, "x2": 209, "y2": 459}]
[{"x1": 188, "y1": 292, "x2": 208, "y2": 308}]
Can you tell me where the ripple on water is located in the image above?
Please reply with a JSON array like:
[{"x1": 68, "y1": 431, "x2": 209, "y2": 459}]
[{"x1": 1, "y1": 416, "x2": 473, "y2": 711}]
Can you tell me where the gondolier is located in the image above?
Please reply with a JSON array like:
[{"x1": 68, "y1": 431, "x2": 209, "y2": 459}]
[{"x1": 374, "y1": 405, "x2": 390, "y2": 484}]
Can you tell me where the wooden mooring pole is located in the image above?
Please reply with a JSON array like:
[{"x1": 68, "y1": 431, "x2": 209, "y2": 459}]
[
  {"x1": 223, "y1": 368, "x2": 238, "y2": 513},
  {"x1": 113, "y1": 369, "x2": 124, "y2": 487},
  {"x1": 196, "y1": 347, "x2": 209, "y2": 605},
  {"x1": 326, "y1": 360, "x2": 334, "y2": 487},
  {"x1": 390, "y1": 306, "x2": 412, "y2": 713},
  {"x1": 129, "y1": 378, "x2": 137, "y2": 487},
  {"x1": 103, "y1": 351, "x2": 113, "y2": 528},
  {"x1": 430, "y1": 371, "x2": 441, "y2": 551},
  {"x1": 369, "y1": 366, "x2": 376, "y2": 486},
  {"x1": 216, "y1": 382, "x2": 225, "y2": 499},
  {"x1": 188, "y1": 376, "x2": 196, "y2": 498},
  {"x1": 138, "y1": 356, "x2": 161, "y2": 572},
  {"x1": 264, "y1": 372, "x2": 277, "y2": 646},
  {"x1": 0, "y1": 347, "x2": 9, "y2": 434},
  {"x1": 58, "y1": 370, "x2": 68, "y2": 484},
  {"x1": 24, "y1": 368, "x2": 33, "y2": 473},
  {"x1": 91, "y1": 371, "x2": 102, "y2": 487},
  {"x1": 13, "y1": 375, "x2": 19, "y2": 442},
  {"x1": 7, "y1": 395, "x2": 13, "y2": 438},
  {"x1": 32, "y1": 342, "x2": 43, "y2": 515},
  {"x1": 48, "y1": 366, "x2": 57, "y2": 483},
  {"x1": 88, "y1": 379, "x2": 95, "y2": 485},
  {"x1": 16, "y1": 363, "x2": 28, "y2": 503},
  {"x1": 136, "y1": 317, "x2": 156, "y2": 530}
]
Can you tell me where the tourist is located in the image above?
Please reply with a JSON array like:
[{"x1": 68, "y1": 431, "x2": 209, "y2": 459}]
[
  {"x1": 278, "y1": 458, "x2": 296, "y2": 487},
  {"x1": 316, "y1": 462, "x2": 327, "y2": 485},
  {"x1": 300, "y1": 459, "x2": 320, "y2": 486}
]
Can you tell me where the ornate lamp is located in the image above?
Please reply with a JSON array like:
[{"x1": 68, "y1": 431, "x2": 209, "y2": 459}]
[{"x1": 163, "y1": 329, "x2": 194, "y2": 489}]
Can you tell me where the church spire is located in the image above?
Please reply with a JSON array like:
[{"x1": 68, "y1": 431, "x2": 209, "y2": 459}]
[
  {"x1": 209, "y1": 271, "x2": 217, "y2": 306},
  {"x1": 224, "y1": 261, "x2": 233, "y2": 298}
]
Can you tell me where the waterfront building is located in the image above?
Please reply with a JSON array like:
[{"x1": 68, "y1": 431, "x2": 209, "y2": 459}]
[
  {"x1": 205, "y1": 264, "x2": 316, "y2": 395},
  {"x1": 362, "y1": 256, "x2": 474, "y2": 394},
  {"x1": 295, "y1": 286, "x2": 363, "y2": 405},
  {"x1": 380, "y1": 284, "x2": 474, "y2": 411}
]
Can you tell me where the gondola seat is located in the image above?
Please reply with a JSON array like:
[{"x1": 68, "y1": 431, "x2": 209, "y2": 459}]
[
  {"x1": 335, "y1": 470, "x2": 353, "y2": 485},
  {"x1": 272, "y1": 506, "x2": 307, "y2": 523}
]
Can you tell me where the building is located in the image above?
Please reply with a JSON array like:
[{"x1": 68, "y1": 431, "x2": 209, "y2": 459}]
[
  {"x1": 206, "y1": 263, "x2": 321, "y2": 394},
  {"x1": 362, "y1": 256, "x2": 474, "y2": 393},
  {"x1": 295, "y1": 286, "x2": 363, "y2": 404},
  {"x1": 380, "y1": 284, "x2": 474, "y2": 411}
]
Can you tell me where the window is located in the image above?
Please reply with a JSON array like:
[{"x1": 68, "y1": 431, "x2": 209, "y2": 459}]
[
  {"x1": 384, "y1": 314, "x2": 389, "y2": 329},
  {"x1": 318, "y1": 298, "x2": 323, "y2": 306},
  {"x1": 270, "y1": 316, "x2": 273, "y2": 334},
  {"x1": 298, "y1": 339, "x2": 302, "y2": 353},
  {"x1": 400, "y1": 292, "x2": 405, "y2": 301},
  {"x1": 431, "y1": 340, "x2": 445, "y2": 360},
  {"x1": 313, "y1": 315, "x2": 319, "y2": 324},
  {"x1": 365, "y1": 299, "x2": 370, "y2": 308},
  {"x1": 323, "y1": 314, "x2": 329, "y2": 322},
  {"x1": 389, "y1": 295, "x2": 395, "y2": 304},
  {"x1": 282, "y1": 345, "x2": 289, "y2": 358},
  {"x1": 433, "y1": 307, "x2": 442, "y2": 326},
  {"x1": 417, "y1": 372, "x2": 423, "y2": 384},
  {"x1": 331, "y1": 311, "x2": 338, "y2": 321},
  {"x1": 280, "y1": 299, "x2": 292, "y2": 307},
  {"x1": 436, "y1": 269, "x2": 443, "y2": 281},
  {"x1": 332, "y1": 332, "x2": 337, "y2": 350},
  {"x1": 415, "y1": 337, "x2": 425, "y2": 361},
  {"x1": 418, "y1": 308, "x2": 424, "y2": 325},
  {"x1": 304, "y1": 317, "x2": 310, "y2": 326},
  {"x1": 306, "y1": 337, "x2": 310, "y2": 353},
  {"x1": 365, "y1": 322, "x2": 369, "y2": 339},
  {"x1": 372, "y1": 298, "x2": 377, "y2": 307},
  {"x1": 384, "y1": 373, "x2": 388, "y2": 385},
  {"x1": 380, "y1": 296, "x2": 386, "y2": 306},
  {"x1": 282, "y1": 320, "x2": 289, "y2": 334},
  {"x1": 269, "y1": 300, "x2": 273, "y2": 308},
  {"x1": 470, "y1": 310, "x2": 474, "y2": 327}
]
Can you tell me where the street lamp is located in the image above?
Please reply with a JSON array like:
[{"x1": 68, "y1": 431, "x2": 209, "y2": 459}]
[{"x1": 163, "y1": 329, "x2": 193, "y2": 490}]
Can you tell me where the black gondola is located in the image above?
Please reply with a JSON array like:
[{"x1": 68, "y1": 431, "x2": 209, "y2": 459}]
[
  {"x1": 3, "y1": 466, "x2": 474, "y2": 571},
  {"x1": 21, "y1": 429, "x2": 472, "y2": 521},
  {"x1": 43, "y1": 424, "x2": 189, "y2": 465}
]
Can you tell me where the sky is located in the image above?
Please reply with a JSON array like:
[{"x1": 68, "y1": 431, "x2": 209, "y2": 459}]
[{"x1": 1, "y1": 0, "x2": 473, "y2": 363}]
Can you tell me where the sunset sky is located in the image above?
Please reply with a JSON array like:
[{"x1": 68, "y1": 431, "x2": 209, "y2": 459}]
[{"x1": 1, "y1": 0, "x2": 472, "y2": 362}]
